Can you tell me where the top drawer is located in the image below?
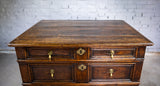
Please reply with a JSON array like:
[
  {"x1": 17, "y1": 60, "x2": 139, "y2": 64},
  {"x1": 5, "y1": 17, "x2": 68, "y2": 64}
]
[
  {"x1": 23, "y1": 47, "x2": 136, "y2": 60},
  {"x1": 91, "y1": 48, "x2": 136, "y2": 59},
  {"x1": 26, "y1": 47, "x2": 89, "y2": 60},
  {"x1": 27, "y1": 48, "x2": 74, "y2": 60}
]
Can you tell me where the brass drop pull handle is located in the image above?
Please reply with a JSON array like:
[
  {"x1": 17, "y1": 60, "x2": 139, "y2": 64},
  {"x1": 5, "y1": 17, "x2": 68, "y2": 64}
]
[
  {"x1": 110, "y1": 50, "x2": 114, "y2": 59},
  {"x1": 109, "y1": 69, "x2": 114, "y2": 77},
  {"x1": 50, "y1": 69, "x2": 54, "y2": 78},
  {"x1": 48, "y1": 51, "x2": 53, "y2": 61},
  {"x1": 77, "y1": 48, "x2": 86, "y2": 55}
]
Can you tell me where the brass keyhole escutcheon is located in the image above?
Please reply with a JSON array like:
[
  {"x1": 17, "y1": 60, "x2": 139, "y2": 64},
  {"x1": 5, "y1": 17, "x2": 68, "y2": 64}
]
[
  {"x1": 78, "y1": 64, "x2": 87, "y2": 71},
  {"x1": 109, "y1": 69, "x2": 114, "y2": 77},
  {"x1": 77, "y1": 48, "x2": 86, "y2": 55}
]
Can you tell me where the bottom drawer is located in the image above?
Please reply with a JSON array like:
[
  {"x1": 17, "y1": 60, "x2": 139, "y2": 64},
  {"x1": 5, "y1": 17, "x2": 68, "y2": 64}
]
[
  {"x1": 30, "y1": 64, "x2": 74, "y2": 82},
  {"x1": 90, "y1": 63, "x2": 134, "y2": 81}
]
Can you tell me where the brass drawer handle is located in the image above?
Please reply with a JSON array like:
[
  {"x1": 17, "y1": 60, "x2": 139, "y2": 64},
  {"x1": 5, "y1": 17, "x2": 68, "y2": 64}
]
[
  {"x1": 110, "y1": 50, "x2": 114, "y2": 59},
  {"x1": 48, "y1": 51, "x2": 53, "y2": 61},
  {"x1": 78, "y1": 64, "x2": 87, "y2": 71},
  {"x1": 77, "y1": 48, "x2": 86, "y2": 55},
  {"x1": 50, "y1": 69, "x2": 54, "y2": 78},
  {"x1": 109, "y1": 69, "x2": 114, "y2": 77}
]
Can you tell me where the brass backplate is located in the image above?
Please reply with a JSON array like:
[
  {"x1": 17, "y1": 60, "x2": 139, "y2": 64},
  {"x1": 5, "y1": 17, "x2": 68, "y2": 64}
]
[
  {"x1": 78, "y1": 64, "x2": 87, "y2": 71},
  {"x1": 77, "y1": 48, "x2": 86, "y2": 55}
]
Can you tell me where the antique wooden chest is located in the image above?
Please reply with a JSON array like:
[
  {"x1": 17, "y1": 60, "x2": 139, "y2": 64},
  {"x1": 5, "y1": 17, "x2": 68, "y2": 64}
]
[{"x1": 8, "y1": 20, "x2": 153, "y2": 86}]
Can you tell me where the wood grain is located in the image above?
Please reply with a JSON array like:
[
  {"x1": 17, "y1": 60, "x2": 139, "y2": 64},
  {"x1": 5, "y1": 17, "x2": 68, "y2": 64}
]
[
  {"x1": 30, "y1": 64, "x2": 74, "y2": 82},
  {"x1": 9, "y1": 20, "x2": 153, "y2": 86},
  {"x1": 90, "y1": 63, "x2": 133, "y2": 80},
  {"x1": 27, "y1": 47, "x2": 74, "y2": 60},
  {"x1": 8, "y1": 20, "x2": 153, "y2": 47}
]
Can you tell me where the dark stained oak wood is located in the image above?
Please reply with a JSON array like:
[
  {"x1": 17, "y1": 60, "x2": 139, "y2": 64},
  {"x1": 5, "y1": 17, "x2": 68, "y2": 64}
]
[
  {"x1": 75, "y1": 63, "x2": 90, "y2": 83},
  {"x1": 8, "y1": 20, "x2": 153, "y2": 47},
  {"x1": 136, "y1": 46, "x2": 146, "y2": 58},
  {"x1": 90, "y1": 63, "x2": 133, "y2": 80},
  {"x1": 22, "y1": 82, "x2": 140, "y2": 86},
  {"x1": 19, "y1": 63, "x2": 32, "y2": 83},
  {"x1": 131, "y1": 62, "x2": 143, "y2": 81},
  {"x1": 15, "y1": 47, "x2": 26, "y2": 59},
  {"x1": 9, "y1": 20, "x2": 153, "y2": 86},
  {"x1": 26, "y1": 47, "x2": 74, "y2": 60},
  {"x1": 91, "y1": 48, "x2": 136, "y2": 59},
  {"x1": 30, "y1": 64, "x2": 74, "y2": 82},
  {"x1": 75, "y1": 48, "x2": 89, "y2": 60}
]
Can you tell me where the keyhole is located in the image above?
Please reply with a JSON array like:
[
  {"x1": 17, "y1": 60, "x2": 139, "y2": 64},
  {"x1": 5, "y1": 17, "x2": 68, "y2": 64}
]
[
  {"x1": 80, "y1": 50, "x2": 82, "y2": 54},
  {"x1": 81, "y1": 66, "x2": 84, "y2": 70},
  {"x1": 77, "y1": 48, "x2": 86, "y2": 55}
]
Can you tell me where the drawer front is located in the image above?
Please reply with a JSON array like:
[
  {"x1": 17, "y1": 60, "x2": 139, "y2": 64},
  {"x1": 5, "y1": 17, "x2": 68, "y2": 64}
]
[
  {"x1": 30, "y1": 64, "x2": 74, "y2": 82},
  {"x1": 90, "y1": 63, "x2": 133, "y2": 81},
  {"x1": 91, "y1": 48, "x2": 136, "y2": 59},
  {"x1": 27, "y1": 48, "x2": 74, "y2": 60},
  {"x1": 27, "y1": 47, "x2": 89, "y2": 60}
]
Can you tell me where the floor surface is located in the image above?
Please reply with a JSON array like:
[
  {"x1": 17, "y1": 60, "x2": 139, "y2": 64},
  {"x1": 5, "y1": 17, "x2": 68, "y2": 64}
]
[{"x1": 0, "y1": 53, "x2": 160, "y2": 86}]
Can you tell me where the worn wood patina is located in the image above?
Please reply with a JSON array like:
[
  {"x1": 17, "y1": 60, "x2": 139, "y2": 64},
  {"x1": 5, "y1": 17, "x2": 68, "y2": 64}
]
[{"x1": 9, "y1": 20, "x2": 153, "y2": 86}]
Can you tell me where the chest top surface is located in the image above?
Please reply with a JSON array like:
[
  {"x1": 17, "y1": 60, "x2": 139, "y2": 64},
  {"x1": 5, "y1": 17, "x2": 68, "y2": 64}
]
[{"x1": 8, "y1": 20, "x2": 153, "y2": 47}]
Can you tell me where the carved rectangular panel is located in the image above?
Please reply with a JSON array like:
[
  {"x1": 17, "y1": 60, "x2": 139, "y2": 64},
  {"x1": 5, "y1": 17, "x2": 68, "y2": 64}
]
[
  {"x1": 75, "y1": 48, "x2": 89, "y2": 60},
  {"x1": 91, "y1": 48, "x2": 136, "y2": 59},
  {"x1": 90, "y1": 63, "x2": 134, "y2": 81},
  {"x1": 136, "y1": 46, "x2": 146, "y2": 58},
  {"x1": 30, "y1": 64, "x2": 74, "y2": 82},
  {"x1": 131, "y1": 62, "x2": 143, "y2": 81},
  {"x1": 19, "y1": 64, "x2": 32, "y2": 83},
  {"x1": 15, "y1": 47, "x2": 27, "y2": 59},
  {"x1": 27, "y1": 47, "x2": 74, "y2": 60},
  {"x1": 75, "y1": 63, "x2": 89, "y2": 83}
]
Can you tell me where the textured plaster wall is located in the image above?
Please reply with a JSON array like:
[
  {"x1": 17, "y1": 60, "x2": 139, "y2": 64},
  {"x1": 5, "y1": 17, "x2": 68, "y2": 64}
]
[{"x1": 0, "y1": 0, "x2": 160, "y2": 52}]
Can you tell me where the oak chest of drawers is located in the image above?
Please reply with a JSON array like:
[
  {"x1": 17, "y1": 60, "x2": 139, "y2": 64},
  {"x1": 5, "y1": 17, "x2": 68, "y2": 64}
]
[{"x1": 9, "y1": 20, "x2": 153, "y2": 86}]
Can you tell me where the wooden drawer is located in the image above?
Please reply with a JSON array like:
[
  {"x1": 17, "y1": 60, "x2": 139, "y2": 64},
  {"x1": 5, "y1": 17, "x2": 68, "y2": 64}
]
[
  {"x1": 26, "y1": 47, "x2": 89, "y2": 60},
  {"x1": 90, "y1": 63, "x2": 134, "y2": 81},
  {"x1": 91, "y1": 48, "x2": 136, "y2": 59},
  {"x1": 27, "y1": 48, "x2": 74, "y2": 60},
  {"x1": 30, "y1": 64, "x2": 74, "y2": 82}
]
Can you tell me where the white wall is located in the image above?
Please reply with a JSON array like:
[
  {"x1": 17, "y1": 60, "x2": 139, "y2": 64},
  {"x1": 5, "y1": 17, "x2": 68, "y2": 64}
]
[{"x1": 0, "y1": 0, "x2": 160, "y2": 52}]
